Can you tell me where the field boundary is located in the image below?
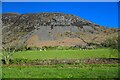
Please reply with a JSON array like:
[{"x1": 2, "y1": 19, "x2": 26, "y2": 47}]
[{"x1": 2, "y1": 58, "x2": 120, "y2": 66}]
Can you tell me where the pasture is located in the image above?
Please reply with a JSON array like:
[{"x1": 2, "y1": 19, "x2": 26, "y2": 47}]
[
  {"x1": 2, "y1": 64, "x2": 119, "y2": 78},
  {"x1": 2, "y1": 48, "x2": 119, "y2": 78},
  {"x1": 12, "y1": 48, "x2": 118, "y2": 60}
]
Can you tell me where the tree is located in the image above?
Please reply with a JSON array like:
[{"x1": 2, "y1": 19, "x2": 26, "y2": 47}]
[
  {"x1": 101, "y1": 36, "x2": 118, "y2": 58},
  {"x1": 103, "y1": 36, "x2": 118, "y2": 49},
  {"x1": 2, "y1": 41, "x2": 26, "y2": 65},
  {"x1": 2, "y1": 44, "x2": 16, "y2": 65}
]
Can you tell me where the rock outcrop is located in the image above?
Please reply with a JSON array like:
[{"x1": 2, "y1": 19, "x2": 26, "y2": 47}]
[{"x1": 2, "y1": 12, "x2": 118, "y2": 48}]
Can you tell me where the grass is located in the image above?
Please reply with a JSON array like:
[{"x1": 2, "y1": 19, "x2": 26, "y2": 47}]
[
  {"x1": 2, "y1": 48, "x2": 119, "y2": 78},
  {"x1": 11, "y1": 48, "x2": 118, "y2": 60},
  {"x1": 2, "y1": 64, "x2": 119, "y2": 78}
]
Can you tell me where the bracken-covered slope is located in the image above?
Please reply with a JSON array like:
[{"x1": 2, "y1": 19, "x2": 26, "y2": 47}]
[{"x1": 2, "y1": 12, "x2": 118, "y2": 48}]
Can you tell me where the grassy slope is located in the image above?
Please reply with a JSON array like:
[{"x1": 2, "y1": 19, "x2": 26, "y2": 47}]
[
  {"x1": 12, "y1": 48, "x2": 118, "y2": 60},
  {"x1": 3, "y1": 64, "x2": 119, "y2": 78}
]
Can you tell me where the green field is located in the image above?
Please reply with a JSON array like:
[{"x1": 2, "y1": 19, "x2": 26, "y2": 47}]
[
  {"x1": 2, "y1": 48, "x2": 119, "y2": 78},
  {"x1": 12, "y1": 48, "x2": 118, "y2": 60},
  {"x1": 2, "y1": 64, "x2": 119, "y2": 78}
]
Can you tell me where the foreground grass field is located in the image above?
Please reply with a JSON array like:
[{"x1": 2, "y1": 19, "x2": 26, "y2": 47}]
[
  {"x1": 3, "y1": 64, "x2": 119, "y2": 78},
  {"x1": 2, "y1": 48, "x2": 119, "y2": 78},
  {"x1": 12, "y1": 48, "x2": 118, "y2": 60}
]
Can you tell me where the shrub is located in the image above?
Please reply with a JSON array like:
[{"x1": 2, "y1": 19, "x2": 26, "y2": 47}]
[
  {"x1": 10, "y1": 59, "x2": 32, "y2": 64},
  {"x1": 16, "y1": 44, "x2": 28, "y2": 51},
  {"x1": 27, "y1": 46, "x2": 40, "y2": 50},
  {"x1": 101, "y1": 36, "x2": 118, "y2": 49}
]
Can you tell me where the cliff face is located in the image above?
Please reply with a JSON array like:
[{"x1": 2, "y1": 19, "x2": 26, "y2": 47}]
[{"x1": 2, "y1": 12, "x2": 118, "y2": 48}]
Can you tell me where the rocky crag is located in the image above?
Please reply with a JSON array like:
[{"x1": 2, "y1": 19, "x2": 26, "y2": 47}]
[{"x1": 2, "y1": 12, "x2": 118, "y2": 48}]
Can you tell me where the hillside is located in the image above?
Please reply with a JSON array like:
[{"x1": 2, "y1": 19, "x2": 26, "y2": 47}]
[{"x1": 2, "y1": 12, "x2": 118, "y2": 48}]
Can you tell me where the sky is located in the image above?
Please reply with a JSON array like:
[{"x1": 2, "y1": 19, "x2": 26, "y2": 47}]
[{"x1": 2, "y1": 2, "x2": 118, "y2": 28}]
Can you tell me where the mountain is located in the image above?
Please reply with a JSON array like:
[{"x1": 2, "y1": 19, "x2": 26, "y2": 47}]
[{"x1": 2, "y1": 12, "x2": 118, "y2": 48}]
